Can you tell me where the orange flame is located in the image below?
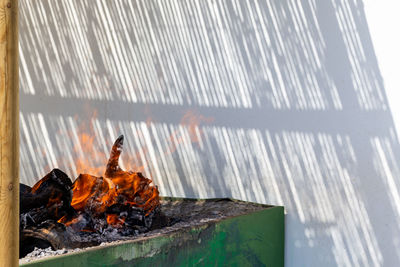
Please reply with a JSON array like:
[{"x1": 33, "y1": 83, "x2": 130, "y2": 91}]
[
  {"x1": 71, "y1": 174, "x2": 117, "y2": 214},
  {"x1": 61, "y1": 135, "x2": 160, "y2": 230},
  {"x1": 167, "y1": 110, "x2": 214, "y2": 154},
  {"x1": 106, "y1": 214, "x2": 126, "y2": 227},
  {"x1": 55, "y1": 110, "x2": 211, "y2": 231}
]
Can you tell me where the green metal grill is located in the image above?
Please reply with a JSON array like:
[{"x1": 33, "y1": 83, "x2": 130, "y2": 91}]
[{"x1": 20, "y1": 198, "x2": 284, "y2": 267}]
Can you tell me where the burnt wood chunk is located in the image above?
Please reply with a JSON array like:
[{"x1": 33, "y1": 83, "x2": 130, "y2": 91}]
[
  {"x1": 20, "y1": 169, "x2": 73, "y2": 215},
  {"x1": 20, "y1": 220, "x2": 99, "y2": 258},
  {"x1": 20, "y1": 136, "x2": 164, "y2": 258},
  {"x1": 71, "y1": 174, "x2": 116, "y2": 215},
  {"x1": 20, "y1": 169, "x2": 74, "y2": 228},
  {"x1": 104, "y1": 136, "x2": 160, "y2": 216},
  {"x1": 105, "y1": 135, "x2": 124, "y2": 177}
]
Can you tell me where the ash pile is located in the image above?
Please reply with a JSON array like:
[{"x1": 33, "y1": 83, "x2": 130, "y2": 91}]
[{"x1": 19, "y1": 135, "x2": 172, "y2": 258}]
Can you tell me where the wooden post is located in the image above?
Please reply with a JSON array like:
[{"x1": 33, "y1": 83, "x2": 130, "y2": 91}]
[{"x1": 0, "y1": 0, "x2": 19, "y2": 266}]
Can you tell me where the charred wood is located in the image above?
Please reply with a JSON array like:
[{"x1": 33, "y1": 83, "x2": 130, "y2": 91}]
[
  {"x1": 20, "y1": 169, "x2": 74, "y2": 225},
  {"x1": 20, "y1": 136, "x2": 164, "y2": 258},
  {"x1": 20, "y1": 220, "x2": 99, "y2": 258}
]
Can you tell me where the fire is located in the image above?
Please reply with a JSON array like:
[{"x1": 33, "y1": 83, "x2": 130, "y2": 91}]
[
  {"x1": 106, "y1": 214, "x2": 125, "y2": 227},
  {"x1": 52, "y1": 110, "x2": 211, "y2": 231},
  {"x1": 74, "y1": 133, "x2": 107, "y2": 177},
  {"x1": 59, "y1": 135, "x2": 160, "y2": 230},
  {"x1": 29, "y1": 168, "x2": 73, "y2": 219},
  {"x1": 70, "y1": 174, "x2": 117, "y2": 214},
  {"x1": 167, "y1": 110, "x2": 214, "y2": 154}
]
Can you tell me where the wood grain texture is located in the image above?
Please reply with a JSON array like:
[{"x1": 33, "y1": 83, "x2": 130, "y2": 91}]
[{"x1": 0, "y1": 0, "x2": 18, "y2": 266}]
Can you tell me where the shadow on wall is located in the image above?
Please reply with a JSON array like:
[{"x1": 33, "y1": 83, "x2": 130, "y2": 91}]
[{"x1": 19, "y1": 0, "x2": 400, "y2": 266}]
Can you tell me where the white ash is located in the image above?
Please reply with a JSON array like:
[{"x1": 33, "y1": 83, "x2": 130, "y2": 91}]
[{"x1": 21, "y1": 247, "x2": 82, "y2": 263}]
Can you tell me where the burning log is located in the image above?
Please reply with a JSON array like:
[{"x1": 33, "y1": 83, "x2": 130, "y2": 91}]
[
  {"x1": 20, "y1": 135, "x2": 162, "y2": 257},
  {"x1": 61, "y1": 135, "x2": 160, "y2": 232},
  {"x1": 104, "y1": 135, "x2": 160, "y2": 216},
  {"x1": 20, "y1": 169, "x2": 74, "y2": 227}
]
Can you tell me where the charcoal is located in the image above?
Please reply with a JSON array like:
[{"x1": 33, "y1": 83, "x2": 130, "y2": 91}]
[
  {"x1": 20, "y1": 169, "x2": 76, "y2": 257},
  {"x1": 20, "y1": 169, "x2": 73, "y2": 218},
  {"x1": 20, "y1": 236, "x2": 52, "y2": 259},
  {"x1": 105, "y1": 204, "x2": 149, "y2": 233},
  {"x1": 20, "y1": 136, "x2": 164, "y2": 258},
  {"x1": 20, "y1": 220, "x2": 99, "y2": 258},
  {"x1": 20, "y1": 169, "x2": 75, "y2": 230},
  {"x1": 20, "y1": 183, "x2": 31, "y2": 196}
]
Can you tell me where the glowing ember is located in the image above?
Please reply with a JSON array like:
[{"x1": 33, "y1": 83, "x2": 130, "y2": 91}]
[{"x1": 106, "y1": 214, "x2": 125, "y2": 227}]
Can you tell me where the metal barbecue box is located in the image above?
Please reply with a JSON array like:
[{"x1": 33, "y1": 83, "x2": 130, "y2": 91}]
[{"x1": 20, "y1": 197, "x2": 284, "y2": 267}]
